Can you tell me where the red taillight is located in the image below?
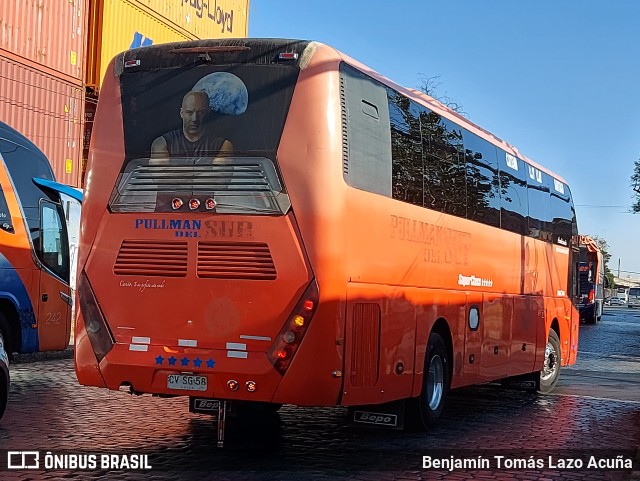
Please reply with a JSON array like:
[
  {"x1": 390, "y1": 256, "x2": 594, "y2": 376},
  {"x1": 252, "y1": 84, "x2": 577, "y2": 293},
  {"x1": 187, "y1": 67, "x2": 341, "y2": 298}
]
[
  {"x1": 589, "y1": 289, "x2": 595, "y2": 302},
  {"x1": 278, "y1": 52, "x2": 298, "y2": 60},
  {"x1": 268, "y1": 280, "x2": 319, "y2": 374},
  {"x1": 78, "y1": 272, "x2": 115, "y2": 363}
]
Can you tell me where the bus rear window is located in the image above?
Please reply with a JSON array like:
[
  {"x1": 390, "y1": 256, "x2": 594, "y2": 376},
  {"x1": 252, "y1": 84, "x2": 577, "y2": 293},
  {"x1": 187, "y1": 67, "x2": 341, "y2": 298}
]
[{"x1": 115, "y1": 64, "x2": 299, "y2": 214}]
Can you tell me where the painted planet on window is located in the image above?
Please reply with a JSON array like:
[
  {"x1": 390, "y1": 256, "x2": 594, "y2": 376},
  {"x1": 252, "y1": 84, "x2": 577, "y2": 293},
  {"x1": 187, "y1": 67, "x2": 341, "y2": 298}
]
[{"x1": 193, "y1": 72, "x2": 248, "y2": 115}]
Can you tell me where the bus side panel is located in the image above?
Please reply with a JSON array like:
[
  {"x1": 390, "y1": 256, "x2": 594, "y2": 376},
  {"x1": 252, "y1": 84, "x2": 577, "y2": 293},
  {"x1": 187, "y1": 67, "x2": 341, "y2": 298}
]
[
  {"x1": 479, "y1": 294, "x2": 512, "y2": 380},
  {"x1": 77, "y1": 57, "x2": 125, "y2": 277},
  {"x1": 0, "y1": 161, "x2": 39, "y2": 352},
  {"x1": 341, "y1": 283, "x2": 417, "y2": 406},
  {"x1": 510, "y1": 295, "x2": 542, "y2": 376},
  {"x1": 36, "y1": 269, "x2": 71, "y2": 351},
  {"x1": 272, "y1": 46, "x2": 348, "y2": 406},
  {"x1": 0, "y1": 264, "x2": 38, "y2": 353}
]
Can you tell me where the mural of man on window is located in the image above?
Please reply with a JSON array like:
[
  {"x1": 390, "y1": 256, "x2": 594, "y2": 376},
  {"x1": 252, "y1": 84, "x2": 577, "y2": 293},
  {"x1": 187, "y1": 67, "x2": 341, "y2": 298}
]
[{"x1": 150, "y1": 72, "x2": 248, "y2": 162}]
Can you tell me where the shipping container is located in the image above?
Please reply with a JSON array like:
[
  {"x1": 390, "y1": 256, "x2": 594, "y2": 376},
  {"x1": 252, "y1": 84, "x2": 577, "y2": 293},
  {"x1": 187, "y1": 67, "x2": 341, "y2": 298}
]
[
  {"x1": 86, "y1": 0, "x2": 249, "y2": 88},
  {"x1": 136, "y1": 0, "x2": 249, "y2": 38},
  {"x1": 0, "y1": 0, "x2": 87, "y2": 83},
  {"x1": 0, "y1": 54, "x2": 84, "y2": 187}
]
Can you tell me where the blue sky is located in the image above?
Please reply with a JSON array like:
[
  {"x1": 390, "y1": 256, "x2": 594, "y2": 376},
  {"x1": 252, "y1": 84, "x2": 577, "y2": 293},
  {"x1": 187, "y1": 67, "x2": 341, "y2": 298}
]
[{"x1": 249, "y1": 1, "x2": 640, "y2": 279}]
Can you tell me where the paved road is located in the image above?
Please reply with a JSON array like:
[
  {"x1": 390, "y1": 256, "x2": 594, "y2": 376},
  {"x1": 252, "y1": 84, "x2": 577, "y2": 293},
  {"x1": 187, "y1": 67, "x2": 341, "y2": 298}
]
[{"x1": 0, "y1": 306, "x2": 638, "y2": 480}]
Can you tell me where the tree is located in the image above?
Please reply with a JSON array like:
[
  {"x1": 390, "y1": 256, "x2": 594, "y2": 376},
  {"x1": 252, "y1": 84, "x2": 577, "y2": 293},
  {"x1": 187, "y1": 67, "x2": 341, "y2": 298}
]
[
  {"x1": 631, "y1": 156, "x2": 640, "y2": 213},
  {"x1": 417, "y1": 74, "x2": 467, "y2": 116},
  {"x1": 589, "y1": 234, "x2": 615, "y2": 287}
]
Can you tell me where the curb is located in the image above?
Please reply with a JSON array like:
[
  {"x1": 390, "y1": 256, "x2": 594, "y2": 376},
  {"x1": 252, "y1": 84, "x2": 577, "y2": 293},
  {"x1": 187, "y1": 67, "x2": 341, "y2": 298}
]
[{"x1": 12, "y1": 345, "x2": 74, "y2": 364}]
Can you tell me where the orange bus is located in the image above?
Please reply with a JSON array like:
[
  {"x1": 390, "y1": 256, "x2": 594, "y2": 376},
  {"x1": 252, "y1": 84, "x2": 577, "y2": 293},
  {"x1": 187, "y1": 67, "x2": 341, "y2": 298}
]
[
  {"x1": 75, "y1": 39, "x2": 580, "y2": 440},
  {"x1": 0, "y1": 121, "x2": 82, "y2": 356},
  {"x1": 577, "y1": 235, "x2": 605, "y2": 324}
]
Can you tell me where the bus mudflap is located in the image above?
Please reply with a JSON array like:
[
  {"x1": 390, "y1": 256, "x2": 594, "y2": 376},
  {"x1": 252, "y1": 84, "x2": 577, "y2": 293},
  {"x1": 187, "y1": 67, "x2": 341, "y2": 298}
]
[
  {"x1": 347, "y1": 400, "x2": 405, "y2": 430},
  {"x1": 189, "y1": 398, "x2": 230, "y2": 448}
]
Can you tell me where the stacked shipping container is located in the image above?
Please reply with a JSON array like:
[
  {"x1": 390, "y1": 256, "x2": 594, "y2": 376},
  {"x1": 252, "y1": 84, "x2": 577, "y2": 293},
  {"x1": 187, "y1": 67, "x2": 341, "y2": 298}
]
[
  {"x1": 0, "y1": 0, "x2": 87, "y2": 185},
  {"x1": 1, "y1": 0, "x2": 249, "y2": 187}
]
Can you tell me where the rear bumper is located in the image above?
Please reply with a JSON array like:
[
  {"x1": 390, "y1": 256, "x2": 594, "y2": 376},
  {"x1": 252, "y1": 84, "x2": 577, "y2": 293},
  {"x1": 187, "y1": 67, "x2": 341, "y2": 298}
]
[
  {"x1": 578, "y1": 303, "x2": 594, "y2": 319},
  {"x1": 94, "y1": 342, "x2": 284, "y2": 403}
]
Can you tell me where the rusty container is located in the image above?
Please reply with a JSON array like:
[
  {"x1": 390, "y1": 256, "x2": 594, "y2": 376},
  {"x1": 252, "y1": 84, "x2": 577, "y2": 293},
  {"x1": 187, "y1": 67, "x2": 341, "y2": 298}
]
[
  {"x1": 0, "y1": 0, "x2": 88, "y2": 83},
  {"x1": 0, "y1": 54, "x2": 84, "y2": 187}
]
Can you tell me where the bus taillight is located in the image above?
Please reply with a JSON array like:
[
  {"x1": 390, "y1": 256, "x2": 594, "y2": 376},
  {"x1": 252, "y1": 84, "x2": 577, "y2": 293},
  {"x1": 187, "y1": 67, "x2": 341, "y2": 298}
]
[
  {"x1": 268, "y1": 280, "x2": 319, "y2": 375},
  {"x1": 589, "y1": 288, "x2": 595, "y2": 302},
  {"x1": 77, "y1": 272, "x2": 115, "y2": 362}
]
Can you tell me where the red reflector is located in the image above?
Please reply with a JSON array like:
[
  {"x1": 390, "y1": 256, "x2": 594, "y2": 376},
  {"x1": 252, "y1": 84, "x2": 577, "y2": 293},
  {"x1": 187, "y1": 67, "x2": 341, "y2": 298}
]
[
  {"x1": 303, "y1": 300, "x2": 314, "y2": 311},
  {"x1": 189, "y1": 199, "x2": 201, "y2": 210},
  {"x1": 277, "y1": 349, "x2": 288, "y2": 359},
  {"x1": 205, "y1": 198, "x2": 216, "y2": 210},
  {"x1": 172, "y1": 198, "x2": 183, "y2": 210},
  {"x1": 278, "y1": 52, "x2": 298, "y2": 60}
]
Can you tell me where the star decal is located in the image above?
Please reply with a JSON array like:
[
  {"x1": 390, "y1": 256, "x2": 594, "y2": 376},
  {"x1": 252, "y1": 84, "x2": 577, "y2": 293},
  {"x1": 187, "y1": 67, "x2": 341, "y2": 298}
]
[
  {"x1": 181, "y1": 356, "x2": 190, "y2": 367},
  {"x1": 155, "y1": 355, "x2": 164, "y2": 365},
  {"x1": 168, "y1": 356, "x2": 177, "y2": 366},
  {"x1": 206, "y1": 358, "x2": 216, "y2": 369},
  {"x1": 193, "y1": 357, "x2": 203, "y2": 367}
]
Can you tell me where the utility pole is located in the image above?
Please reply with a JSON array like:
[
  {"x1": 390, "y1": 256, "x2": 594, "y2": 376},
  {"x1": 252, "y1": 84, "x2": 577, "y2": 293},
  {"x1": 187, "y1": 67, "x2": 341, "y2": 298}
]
[{"x1": 618, "y1": 258, "x2": 621, "y2": 279}]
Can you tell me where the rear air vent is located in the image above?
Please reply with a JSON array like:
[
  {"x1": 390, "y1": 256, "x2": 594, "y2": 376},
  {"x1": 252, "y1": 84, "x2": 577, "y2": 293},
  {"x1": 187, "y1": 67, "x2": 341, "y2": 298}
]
[
  {"x1": 197, "y1": 242, "x2": 276, "y2": 280},
  {"x1": 114, "y1": 240, "x2": 188, "y2": 277}
]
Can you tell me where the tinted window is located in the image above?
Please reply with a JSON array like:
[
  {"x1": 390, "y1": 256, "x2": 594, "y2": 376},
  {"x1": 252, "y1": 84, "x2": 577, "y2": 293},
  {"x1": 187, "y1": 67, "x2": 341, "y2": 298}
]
[
  {"x1": 526, "y1": 166, "x2": 552, "y2": 241},
  {"x1": 388, "y1": 91, "x2": 422, "y2": 205},
  {"x1": 463, "y1": 130, "x2": 500, "y2": 228},
  {"x1": 498, "y1": 151, "x2": 528, "y2": 235},
  {"x1": 341, "y1": 64, "x2": 392, "y2": 196},
  {"x1": 422, "y1": 111, "x2": 466, "y2": 217},
  {"x1": 549, "y1": 179, "x2": 576, "y2": 246}
]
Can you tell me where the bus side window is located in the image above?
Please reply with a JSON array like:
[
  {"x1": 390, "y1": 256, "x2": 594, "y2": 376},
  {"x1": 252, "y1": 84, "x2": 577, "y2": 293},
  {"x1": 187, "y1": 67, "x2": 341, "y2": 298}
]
[
  {"x1": 37, "y1": 201, "x2": 70, "y2": 282},
  {"x1": 498, "y1": 151, "x2": 528, "y2": 235},
  {"x1": 462, "y1": 130, "x2": 501, "y2": 228}
]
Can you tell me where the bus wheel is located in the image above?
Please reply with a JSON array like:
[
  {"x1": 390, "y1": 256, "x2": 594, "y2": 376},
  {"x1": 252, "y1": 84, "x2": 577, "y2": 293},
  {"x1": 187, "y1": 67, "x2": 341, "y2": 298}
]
[
  {"x1": 405, "y1": 332, "x2": 450, "y2": 431},
  {"x1": 0, "y1": 313, "x2": 13, "y2": 357},
  {"x1": 539, "y1": 329, "x2": 561, "y2": 393}
]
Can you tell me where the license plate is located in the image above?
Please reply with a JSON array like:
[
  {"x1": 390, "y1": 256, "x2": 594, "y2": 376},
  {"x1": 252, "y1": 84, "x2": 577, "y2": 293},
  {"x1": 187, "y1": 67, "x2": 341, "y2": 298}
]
[{"x1": 167, "y1": 374, "x2": 207, "y2": 391}]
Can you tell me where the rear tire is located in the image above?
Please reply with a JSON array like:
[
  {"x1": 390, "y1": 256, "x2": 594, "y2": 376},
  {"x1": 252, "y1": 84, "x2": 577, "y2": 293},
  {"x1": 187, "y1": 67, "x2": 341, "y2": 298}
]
[
  {"x1": 0, "y1": 312, "x2": 14, "y2": 358},
  {"x1": 405, "y1": 332, "x2": 450, "y2": 431},
  {"x1": 0, "y1": 328, "x2": 8, "y2": 421},
  {"x1": 538, "y1": 329, "x2": 561, "y2": 393}
]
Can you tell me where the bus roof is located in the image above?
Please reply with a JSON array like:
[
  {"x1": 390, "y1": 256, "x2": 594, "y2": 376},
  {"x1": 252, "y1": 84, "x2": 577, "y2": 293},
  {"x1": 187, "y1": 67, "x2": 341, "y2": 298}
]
[
  {"x1": 114, "y1": 38, "x2": 570, "y2": 188},
  {"x1": 0, "y1": 121, "x2": 47, "y2": 159}
]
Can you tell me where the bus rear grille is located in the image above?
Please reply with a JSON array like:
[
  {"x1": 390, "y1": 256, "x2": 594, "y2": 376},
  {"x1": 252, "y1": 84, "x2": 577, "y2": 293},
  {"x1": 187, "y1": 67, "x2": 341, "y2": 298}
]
[
  {"x1": 114, "y1": 240, "x2": 188, "y2": 277},
  {"x1": 197, "y1": 242, "x2": 276, "y2": 280}
]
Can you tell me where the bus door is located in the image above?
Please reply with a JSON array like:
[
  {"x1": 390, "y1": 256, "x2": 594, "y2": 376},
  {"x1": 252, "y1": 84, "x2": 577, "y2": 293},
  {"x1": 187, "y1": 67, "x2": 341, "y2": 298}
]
[{"x1": 35, "y1": 199, "x2": 71, "y2": 351}]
